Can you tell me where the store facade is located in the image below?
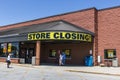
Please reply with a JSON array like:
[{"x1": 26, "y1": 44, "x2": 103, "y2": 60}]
[
  {"x1": 0, "y1": 20, "x2": 94, "y2": 65},
  {"x1": 0, "y1": 6, "x2": 120, "y2": 66}
]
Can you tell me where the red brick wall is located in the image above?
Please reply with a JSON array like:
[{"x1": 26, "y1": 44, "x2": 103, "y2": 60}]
[
  {"x1": 98, "y1": 7, "x2": 120, "y2": 65},
  {"x1": 0, "y1": 57, "x2": 19, "y2": 63}
]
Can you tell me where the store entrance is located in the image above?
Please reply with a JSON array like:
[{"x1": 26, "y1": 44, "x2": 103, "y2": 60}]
[
  {"x1": 20, "y1": 42, "x2": 36, "y2": 64},
  {"x1": 40, "y1": 41, "x2": 93, "y2": 65}
]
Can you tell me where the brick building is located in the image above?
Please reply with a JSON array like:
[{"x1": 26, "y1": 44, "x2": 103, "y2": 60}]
[{"x1": 0, "y1": 6, "x2": 120, "y2": 66}]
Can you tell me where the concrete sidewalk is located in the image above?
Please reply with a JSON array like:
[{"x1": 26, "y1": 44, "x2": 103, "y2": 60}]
[
  {"x1": 65, "y1": 66, "x2": 120, "y2": 76},
  {"x1": 37, "y1": 65, "x2": 120, "y2": 76},
  {"x1": 1, "y1": 62, "x2": 120, "y2": 76},
  {"x1": 34, "y1": 65, "x2": 120, "y2": 76}
]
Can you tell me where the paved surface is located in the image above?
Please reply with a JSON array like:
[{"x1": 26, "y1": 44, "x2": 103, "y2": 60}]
[
  {"x1": 0, "y1": 62, "x2": 120, "y2": 80},
  {"x1": 65, "y1": 66, "x2": 120, "y2": 76}
]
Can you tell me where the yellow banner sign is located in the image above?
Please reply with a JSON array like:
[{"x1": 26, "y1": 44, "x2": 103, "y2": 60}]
[{"x1": 28, "y1": 32, "x2": 92, "y2": 42}]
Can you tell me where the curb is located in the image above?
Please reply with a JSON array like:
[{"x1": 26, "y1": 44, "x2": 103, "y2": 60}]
[{"x1": 66, "y1": 70, "x2": 120, "y2": 76}]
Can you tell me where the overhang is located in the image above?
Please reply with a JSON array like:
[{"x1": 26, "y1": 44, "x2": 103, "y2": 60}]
[{"x1": 0, "y1": 20, "x2": 94, "y2": 43}]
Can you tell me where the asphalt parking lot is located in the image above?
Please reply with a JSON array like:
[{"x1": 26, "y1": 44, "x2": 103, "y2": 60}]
[
  {"x1": 0, "y1": 62, "x2": 120, "y2": 80},
  {"x1": 0, "y1": 63, "x2": 77, "y2": 80}
]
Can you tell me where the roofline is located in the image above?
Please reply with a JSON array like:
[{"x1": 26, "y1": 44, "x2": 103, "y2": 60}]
[
  {"x1": 0, "y1": 7, "x2": 97, "y2": 28},
  {"x1": 0, "y1": 20, "x2": 94, "y2": 36},
  {"x1": 98, "y1": 5, "x2": 120, "y2": 11},
  {"x1": 1, "y1": 6, "x2": 120, "y2": 28},
  {"x1": 0, "y1": 20, "x2": 63, "y2": 32},
  {"x1": 0, "y1": 5, "x2": 120, "y2": 28}
]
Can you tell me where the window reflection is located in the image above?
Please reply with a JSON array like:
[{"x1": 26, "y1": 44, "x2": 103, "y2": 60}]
[
  {"x1": 0, "y1": 43, "x2": 7, "y2": 57},
  {"x1": 49, "y1": 49, "x2": 56, "y2": 58},
  {"x1": 0, "y1": 42, "x2": 19, "y2": 58}
]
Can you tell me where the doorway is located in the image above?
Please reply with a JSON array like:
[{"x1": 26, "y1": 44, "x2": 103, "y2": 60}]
[
  {"x1": 20, "y1": 42, "x2": 36, "y2": 64},
  {"x1": 25, "y1": 48, "x2": 34, "y2": 63}
]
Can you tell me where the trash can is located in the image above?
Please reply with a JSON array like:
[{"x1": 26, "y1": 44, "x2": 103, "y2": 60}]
[
  {"x1": 89, "y1": 56, "x2": 93, "y2": 66},
  {"x1": 112, "y1": 58, "x2": 118, "y2": 67},
  {"x1": 32, "y1": 56, "x2": 36, "y2": 65},
  {"x1": 19, "y1": 58, "x2": 25, "y2": 64},
  {"x1": 85, "y1": 56, "x2": 93, "y2": 66},
  {"x1": 85, "y1": 56, "x2": 89, "y2": 66}
]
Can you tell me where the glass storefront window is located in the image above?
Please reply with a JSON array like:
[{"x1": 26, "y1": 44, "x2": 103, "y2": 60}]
[
  {"x1": 104, "y1": 49, "x2": 116, "y2": 59},
  {"x1": 62, "y1": 49, "x2": 71, "y2": 58},
  {"x1": 10, "y1": 42, "x2": 19, "y2": 58},
  {"x1": 0, "y1": 43, "x2": 7, "y2": 57},
  {"x1": 0, "y1": 42, "x2": 19, "y2": 58},
  {"x1": 49, "y1": 49, "x2": 71, "y2": 58},
  {"x1": 49, "y1": 49, "x2": 56, "y2": 58}
]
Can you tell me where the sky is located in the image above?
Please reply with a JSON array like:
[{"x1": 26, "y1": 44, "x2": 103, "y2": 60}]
[{"x1": 0, "y1": 0, "x2": 120, "y2": 26}]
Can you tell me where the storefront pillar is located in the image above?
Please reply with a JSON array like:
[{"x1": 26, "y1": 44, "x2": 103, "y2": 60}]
[
  {"x1": 93, "y1": 11, "x2": 98, "y2": 66},
  {"x1": 35, "y1": 41, "x2": 41, "y2": 65},
  {"x1": 93, "y1": 37, "x2": 98, "y2": 66}
]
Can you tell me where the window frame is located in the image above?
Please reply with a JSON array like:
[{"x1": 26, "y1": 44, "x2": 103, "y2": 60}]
[
  {"x1": 49, "y1": 49, "x2": 57, "y2": 58},
  {"x1": 62, "y1": 49, "x2": 71, "y2": 59},
  {"x1": 104, "y1": 49, "x2": 116, "y2": 59},
  {"x1": 0, "y1": 42, "x2": 19, "y2": 58}
]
